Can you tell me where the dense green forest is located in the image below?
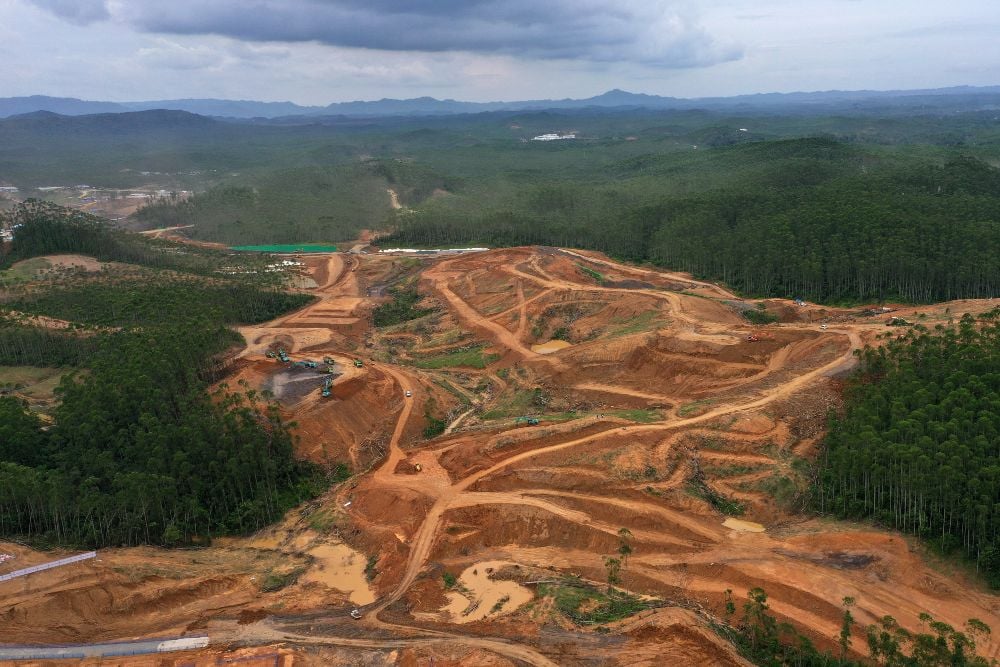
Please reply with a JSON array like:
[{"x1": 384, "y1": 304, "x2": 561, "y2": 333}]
[
  {"x1": 0, "y1": 311, "x2": 100, "y2": 366},
  {"x1": 818, "y1": 310, "x2": 1000, "y2": 587},
  {"x1": 0, "y1": 204, "x2": 321, "y2": 546},
  {"x1": 133, "y1": 164, "x2": 394, "y2": 245},
  {"x1": 3, "y1": 199, "x2": 281, "y2": 279},
  {"x1": 14, "y1": 106, "x2": 987, "y2": 304},
  {"x1": 8, "y1": 105, "x2": 998, "y2": 304},
  {"x1": 386, "y1": 144, "x2": 1000, "y2": 303},
  {"x1": 7, "y1": 273, "x2": 309, "y2": 329}
]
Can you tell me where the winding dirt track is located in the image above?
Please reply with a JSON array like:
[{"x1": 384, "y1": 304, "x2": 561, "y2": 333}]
[
  {"x1": 559, "y1": 248, "x2": 737, "y2": 299},
  {"x1": 425, "y1": 266, "x2": 541, "y2": 361},
  {"x1": 223, "y1": 248, "x2": 999, "y2": 664},
  {"x1": 272, "y1": 251, "x2": 857, "y2": 662},
  {"x1": 9, "y1": 247, "x2": 999, "y2": 666}
]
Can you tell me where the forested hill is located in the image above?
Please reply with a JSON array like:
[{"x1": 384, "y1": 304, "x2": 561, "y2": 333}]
[
  {"x1": 385, "y1": 141, "x2": 1000, "y2": 303},
  {"x1": 818, "y1": 310, "x2": 1000, "y2": 586},
  {"x1": 0, "y1": 204, "x2": 322, "y2": 547}
]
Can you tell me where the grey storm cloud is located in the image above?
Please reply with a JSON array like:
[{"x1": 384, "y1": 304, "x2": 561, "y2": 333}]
[
  {"x1": 28, "y1": 0, "x2": 742, "y2": 67},
  {"x1": 29, "y1": 0, "x2": 108, "y2": 24}
]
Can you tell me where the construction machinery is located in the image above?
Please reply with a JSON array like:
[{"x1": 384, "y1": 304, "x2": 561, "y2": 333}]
[
  {"x1": 354, "y1": 359, "x2": 363, "y2": 368},
  {"x1": 516, "y1": 416, "x2": 540, "y2": 426},
  {"x1": 265, "y1": 351, "x2": 276, "y2": 359},
  {"x1": 321, "y1": 376, "x2": 333, "y2": 398},
  {"x1": 323, "y1": 356, "x2": 335, "y2": 364},
  {"x1": 746, "y1": 330, "x2": 774, "y2": 343},
  {"x1": 278, "y1": 349, "x2": 290, "y2": 363}
]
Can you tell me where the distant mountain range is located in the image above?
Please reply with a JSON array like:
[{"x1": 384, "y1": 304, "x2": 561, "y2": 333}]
[{"x1": 2, "y1": 86, "x2": 1000, "y2": 120}]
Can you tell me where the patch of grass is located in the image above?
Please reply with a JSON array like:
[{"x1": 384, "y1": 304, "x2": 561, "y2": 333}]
[
  {"x1": 687, "y1": 476, "x2": 746, "y2": 516},
  {"x1": 608, "y1": 408, "x2": 663, "y2": 423},
  {"x1": 307, "y1": 509, "x2": 336, "y2": 533},
  {"x1": 678, "y1": 399, "x2": 714, "y2": 417},
  {"x1": 373, "y1": 287, "x2": 434, "y2": 327},
  {"x1": 482, "y1": 387, "x2": 549, "y2": 419},
  {"x1": 743, "y1": 303, "x2": 779, "y2": 325},
  {"x1": 413, "y1": 345, "x2": 500, "y2": 369},
  {"x1": 537, "y1": 410, "x2": 582, "y2": 423},
  {"x1": 424, "y1": 327, "x2": 471, "y2": 348},
  {"x1": 606, "y1": 310, "x2": 659, "y2": 337},
  {"x1": 442, "y1": 571, "x2": 457, "y2": 589},
  {"x1": 364, "y1": 555, "x2": 378, "y2": 582},
  {"x1": 698, "y1": 436, "x2": 727, "y2": 451},
  {"x1": 0, "y1": 365, "x2": 64, "y2": 392},
  {"x1": 331, "y1": 462, "x2": 352, "y2": 483},
  {"x1": 433, "y1": 377, "x2": 472, "y2": 406},
  {"x1": 576, "y1": 263, "x2": 607, "y2": 285},
  {"x1": 261, "y1": 567, "x2": 306, "y2": 592},
  {"x1": 538, "y1": 579, "x2": 655, "y2": 625},
  {"x1": 0, "y1": 257, "x2": 50, "y2": 284},
  {"x1": 423, "y1": 413, "x2": 447, "y2": 438},
  {"x1": 790, "y1": 456, "x2": 812, "y2": 475},
  {"x1": 702, "y1": 463, "x2": 770, "y2": 478},
  {"x1": 422, "y1": 395, "x2": 447, "y2": 438},
  {"x1": 379, "y1": 311, "x2": 436, "y2": 335},
  {"x1": 491, "y1": 594, "x2": 511, "y2": 614},
  {"x1": 758, "y1": 472, "x2": 807, "y2": 511}
]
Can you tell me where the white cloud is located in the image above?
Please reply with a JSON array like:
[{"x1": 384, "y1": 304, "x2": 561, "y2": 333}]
[{"x1": 3, "y1": 0, "x2": 999, "y2": 104}]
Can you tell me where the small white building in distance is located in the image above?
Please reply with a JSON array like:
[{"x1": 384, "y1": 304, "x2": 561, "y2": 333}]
[{"x1": 531, "y1": 133, "x2": 576, "y2": 141}]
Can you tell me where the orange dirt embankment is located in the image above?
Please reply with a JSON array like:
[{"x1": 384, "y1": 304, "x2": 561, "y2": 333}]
[{"x1": 6, "y1": 247, "x2": 1000, "y2": 666}]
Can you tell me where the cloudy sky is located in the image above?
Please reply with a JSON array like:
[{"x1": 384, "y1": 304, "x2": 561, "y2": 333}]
[{"x1": 1, "y1": 0, "x2": 998, "y2": 104}]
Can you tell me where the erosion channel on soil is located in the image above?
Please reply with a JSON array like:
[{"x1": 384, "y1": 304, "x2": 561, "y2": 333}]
[{"x1": 2, "y1": 246, "x2": 998, "y2": 666}]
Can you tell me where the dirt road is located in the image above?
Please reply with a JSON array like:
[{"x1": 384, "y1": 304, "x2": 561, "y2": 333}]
[{"x1": 12, "y1": 246, "x2": 997, "y2": 665}]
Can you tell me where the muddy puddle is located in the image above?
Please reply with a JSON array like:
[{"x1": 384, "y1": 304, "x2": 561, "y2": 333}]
[
  {"x1": 265, "y1": 366, "x2": 337, "y2": 403},
  {"x1": 723, "y1": 518, "x2": 766, "y2": 533},
  {"x1": 301, "y1": 543, "x2": 375, "y2": 605},
  {"x1": 531, "y1": 340, "x2": 573, "y2": 354},
  {"x1": 442, "y1": 560, "x2": 532, "y2": 623}
]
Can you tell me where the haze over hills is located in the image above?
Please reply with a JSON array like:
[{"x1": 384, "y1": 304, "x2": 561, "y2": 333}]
[{"x1": 3, "y1": 85, "x2": 1000, "y2": 120}]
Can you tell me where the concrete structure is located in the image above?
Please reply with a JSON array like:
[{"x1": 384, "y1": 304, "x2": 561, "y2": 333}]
[
  {"x1": 0, "y1": 636, "x2": 209, "y2": 660},
  {"x1": 531, "y1": 133, "x2": 576, "y2": 141}
]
